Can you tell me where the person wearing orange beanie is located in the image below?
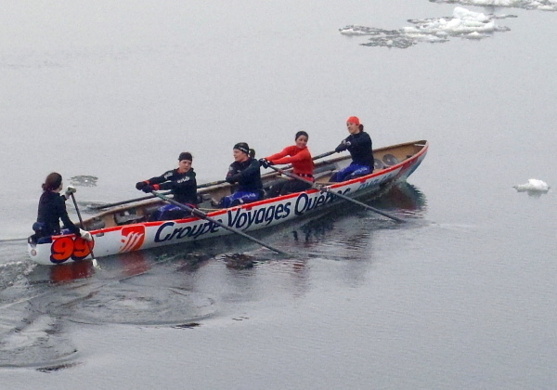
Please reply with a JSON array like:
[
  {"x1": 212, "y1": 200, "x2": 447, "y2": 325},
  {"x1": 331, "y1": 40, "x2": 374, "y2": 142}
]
[{"x1": 330, "y1": 116, "x2": 374, "y2": 182}]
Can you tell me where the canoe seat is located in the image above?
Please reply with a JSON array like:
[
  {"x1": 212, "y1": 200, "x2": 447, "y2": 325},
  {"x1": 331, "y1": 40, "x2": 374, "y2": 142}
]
[
  {"x1": 87, "y1": 217, "x2": 105, "y2": 230},
  {"x1": 382, "y1": 154, "x2": 399, "y2": 166},
  {"x1": 314, "y1": 163, "x2": 337, "y2": 174},
  {"x1": 115, "y1": 211, "x2": 143, "y2": 225}
]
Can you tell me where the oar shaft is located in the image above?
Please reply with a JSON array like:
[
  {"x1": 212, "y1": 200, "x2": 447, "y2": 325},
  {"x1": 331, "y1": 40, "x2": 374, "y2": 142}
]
[
  {"x1": 90, "y1": 191, "x2": 170, "y2": 209},
  {"x1": 70, "y1": 193, "x2": 97, "y2": 259},
  {"x1": 197, "y1": 179, "x2": 227, "y2": 189},
  {"x1": 89, "y1": 179, "x2": 241, "y2": 210},
  {"x1": 70, "y1": 193, "x2": 86, "y2": 229},
  {"x1": 268, "y1": 166, "x2": 405, "y2": 223},
  {"x1": 323, "y1": 187, "x2": 405, "y2": 222},
  {"x1": 150, "y1": 191, "x2": 289, "y2": 256},
  {"x1": 281, "y1": 150, "x2": 335, "y2": 170},
  {"x1": 312, "y1": 150, "x2": 336, "y2": 160}
]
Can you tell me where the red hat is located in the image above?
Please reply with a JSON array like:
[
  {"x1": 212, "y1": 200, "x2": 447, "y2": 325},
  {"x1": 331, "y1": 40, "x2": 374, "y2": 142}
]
[{"x1": 346, "y1": 116, "x2": 360, "y2": 125}]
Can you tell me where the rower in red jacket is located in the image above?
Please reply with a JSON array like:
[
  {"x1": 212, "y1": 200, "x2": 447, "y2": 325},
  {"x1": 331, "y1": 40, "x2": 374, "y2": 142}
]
[{"x1": 260, "y1": 131, "x2": 314, "y2": 197}]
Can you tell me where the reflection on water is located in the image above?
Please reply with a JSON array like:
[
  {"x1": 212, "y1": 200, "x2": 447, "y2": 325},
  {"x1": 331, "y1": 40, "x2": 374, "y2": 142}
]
[
  {"x1": 294, "y1": 182, "x2": 427, "y2": 244},
  {"x1": 370, "y1": 182, "x2": 427, "y2": 215},
  {"x1": 49, "y1": 261, "x2": 96, "y2": 283}
]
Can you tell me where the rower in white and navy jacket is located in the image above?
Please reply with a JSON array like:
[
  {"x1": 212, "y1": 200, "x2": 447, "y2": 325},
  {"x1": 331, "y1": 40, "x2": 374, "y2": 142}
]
[
  {"x1": 218, "y1": 142, "x2": 263, "y2": 208},
  {"x1": 135, "y1": 152, "x2": 198, "y2": 221},
  {"x1": 330, "y1": 116, "x2": 374, "y2": 182}
]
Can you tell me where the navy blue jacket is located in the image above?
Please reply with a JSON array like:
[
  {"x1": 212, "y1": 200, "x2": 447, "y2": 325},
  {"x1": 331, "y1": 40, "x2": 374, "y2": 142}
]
[
  {"x1": 147, "y1": 168, "x2": 198, "y2": 204},
  {"x1": 225, "y1": 158, "x2": 262, "y2": 193},
  {"x1": 36, "y1": 191, "x2": 80, "y2": 236},
  {"x1": 335, "y1": 131, "x2": 374, "y2": 168}
]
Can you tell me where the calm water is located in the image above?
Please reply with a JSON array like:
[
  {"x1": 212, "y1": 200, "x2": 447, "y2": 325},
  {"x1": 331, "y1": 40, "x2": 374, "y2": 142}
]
[{"x1": 1, "y1": 1, "x2": 556, "y2": 389}]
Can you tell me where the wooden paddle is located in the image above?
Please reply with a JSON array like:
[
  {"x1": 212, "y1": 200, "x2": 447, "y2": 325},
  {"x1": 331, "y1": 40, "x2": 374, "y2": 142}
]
[
  {"x1": 90, "y1": 151, "x2": 337, "y2": 211},
  {"x1": 70, "y1": 193, "x2": 98, "y2": 262},
  {"x1": 267, "y1": 166, "x2": 405, "y2": 223},
  {"x1": 150, "y1": 190, "x2": 289, "y2": 256}
]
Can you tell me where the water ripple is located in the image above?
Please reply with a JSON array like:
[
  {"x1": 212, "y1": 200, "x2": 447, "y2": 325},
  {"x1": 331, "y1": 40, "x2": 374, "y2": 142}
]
[
  {"x1": 37, "y1": 284, "x2": 216, "y2": 326},
  {"x1": 0, "y1": 310, "x2": 77, "y2": 368}
]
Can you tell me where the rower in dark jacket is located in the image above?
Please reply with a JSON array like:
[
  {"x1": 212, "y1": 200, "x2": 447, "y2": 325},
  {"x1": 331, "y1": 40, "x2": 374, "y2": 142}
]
[
  {"x1": 330, "y1": 116, "x2": 374, "y2": 182},
  {"x1": 136, "y1": 152, "x2": 198, "y2": 221},
  {"x1": 32, "y1": 172, "x2": 92, "y2": 242},
  {"x1": 218, "y1": 142, "x2": 263, "y2": 208}
]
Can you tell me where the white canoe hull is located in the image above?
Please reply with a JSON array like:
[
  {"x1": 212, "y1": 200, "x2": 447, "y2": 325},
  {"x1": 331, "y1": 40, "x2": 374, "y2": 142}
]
[{"x1": 28, "y1": 140, "x2": 428, "y2": 265}]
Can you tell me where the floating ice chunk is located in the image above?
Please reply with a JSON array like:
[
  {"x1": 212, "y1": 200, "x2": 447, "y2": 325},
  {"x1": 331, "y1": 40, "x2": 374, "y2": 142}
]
[
  {"x1": 341, "y1": 6, "x2": 511, "y2": 49},
  {"x1": 70, "y1": 175, "x2": 98, "y2": 187},
  {"x1": 463, "y1": 31, "x2": 490, "y2": 39},
  {"x1": 430, "y1": 0, "x2": 557, "y2": 11},
  {"x1": 339, "y1": 26, "x2": 372, "y2": 36},
  {"x1": 513, "y1": 178, "x2": 550, "y2": 193},
  {"x1": 453, "y1": 7, "x2": 489, "y2": 22}
]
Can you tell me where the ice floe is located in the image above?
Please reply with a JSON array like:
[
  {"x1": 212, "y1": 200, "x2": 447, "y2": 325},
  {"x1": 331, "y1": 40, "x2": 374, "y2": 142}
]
[
  {"x1": 69, "y1": 175, "x2": 98, "y2": 187},
  {"x1": 339, "y1": 6, "x2": 515, "y2": 48},
  {"x1": 429, "y1": 0, "x2": 557, "y2": 12},
  {"x1": 513, "y1": 178, "x2": 550, "y2": 195}
]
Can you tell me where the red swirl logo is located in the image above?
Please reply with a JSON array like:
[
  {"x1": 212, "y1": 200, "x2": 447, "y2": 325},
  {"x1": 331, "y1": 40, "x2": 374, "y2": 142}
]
[{"x1": 119, "y1": 225, "x2": 146, "y2": 253}]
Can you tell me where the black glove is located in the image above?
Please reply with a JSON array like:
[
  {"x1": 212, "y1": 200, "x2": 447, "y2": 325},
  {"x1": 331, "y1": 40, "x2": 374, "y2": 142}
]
[
  {"x1": 136, "y1": 181, "x2": 147, "y2": 190},
  {"x1": 259, "y1": 158, "x2": 270, "y2": 168},
  {"x1": 335, "y1": 140, "x2": 351, "y2": 153},
  {"x1": 141, "y1": 184, "x2": 154, "y2": 193}
]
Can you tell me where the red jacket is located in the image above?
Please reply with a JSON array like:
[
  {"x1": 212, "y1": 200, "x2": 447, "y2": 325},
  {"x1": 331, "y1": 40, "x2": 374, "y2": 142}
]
[{"x1": 266, "y1": 145, "x2": 314, "y2": 176}]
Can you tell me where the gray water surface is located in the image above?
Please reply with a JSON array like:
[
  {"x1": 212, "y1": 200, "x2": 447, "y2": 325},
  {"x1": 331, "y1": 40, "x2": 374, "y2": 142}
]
[{"x1": 1, "y1": 1, "x2": 556, "y2": 389}]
